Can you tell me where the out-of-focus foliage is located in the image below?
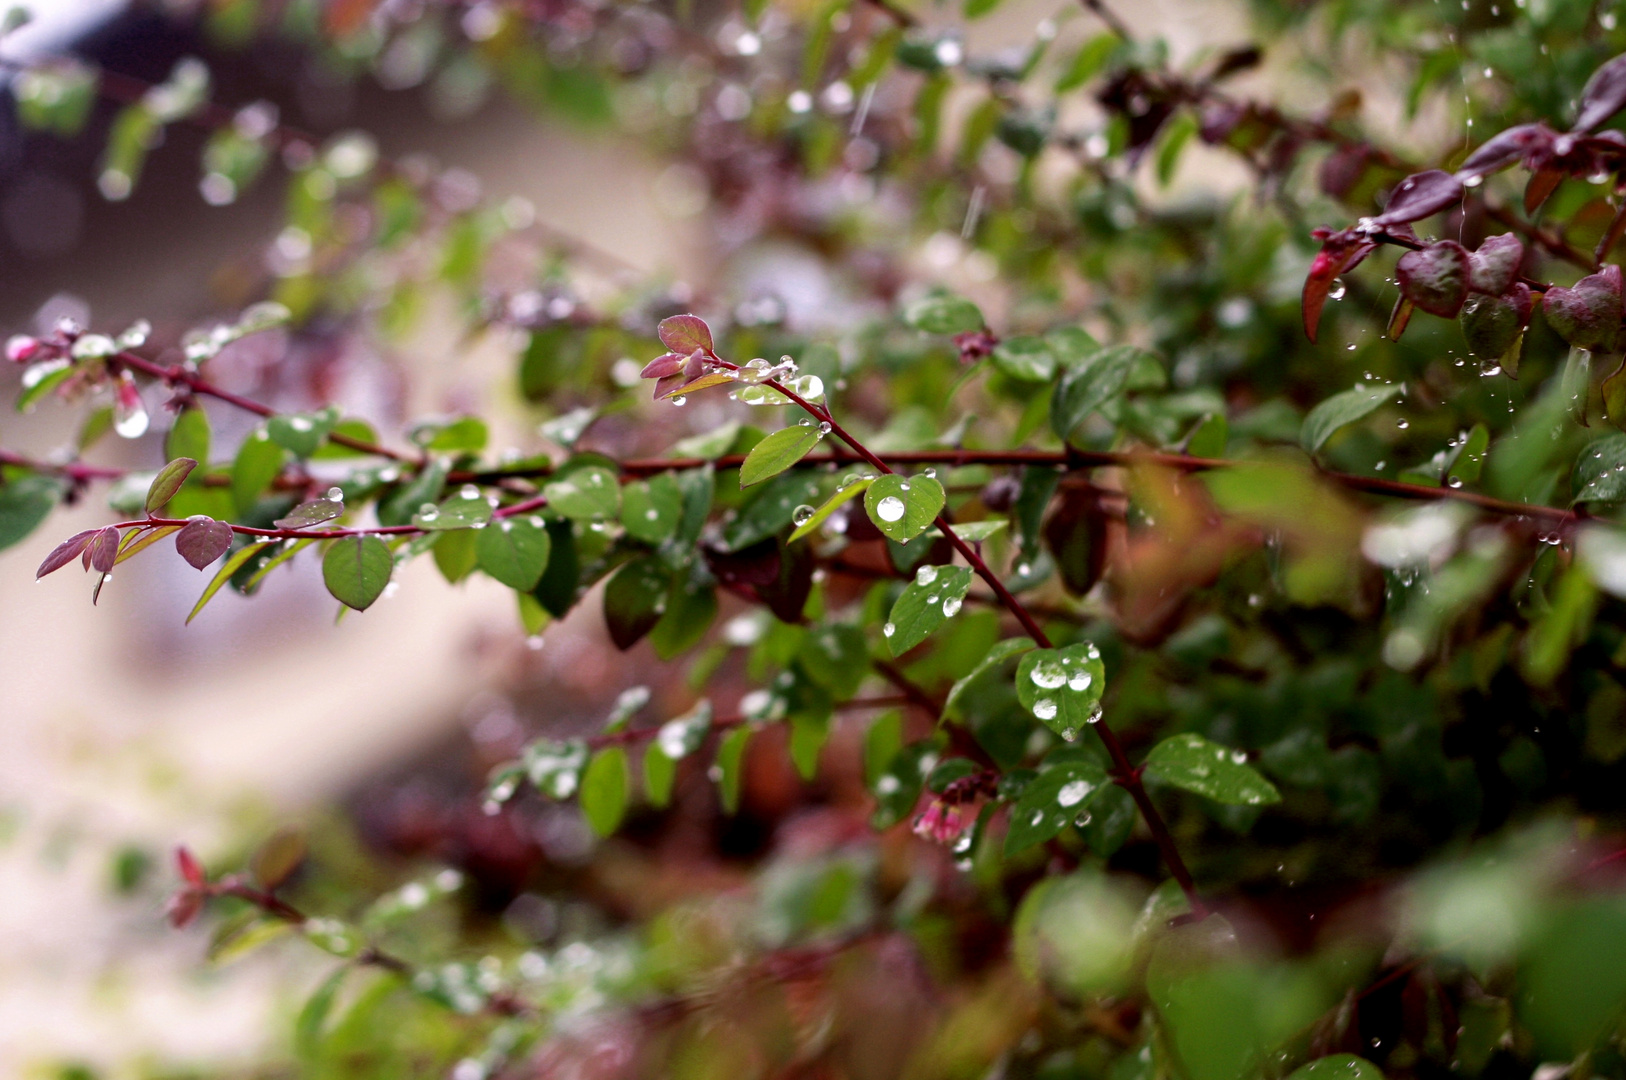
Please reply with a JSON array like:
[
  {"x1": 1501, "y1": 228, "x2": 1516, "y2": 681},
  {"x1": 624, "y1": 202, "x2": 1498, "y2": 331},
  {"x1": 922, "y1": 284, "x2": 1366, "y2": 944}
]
[{"x1": 9, "y1": 0, "x2": 1626, "y2": 1075}]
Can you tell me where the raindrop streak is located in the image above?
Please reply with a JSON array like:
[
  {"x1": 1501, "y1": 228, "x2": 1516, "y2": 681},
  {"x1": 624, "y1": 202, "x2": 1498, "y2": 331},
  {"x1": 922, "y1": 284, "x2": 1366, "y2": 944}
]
[{"x1": 876, "y1": 496, "x2": 906, "y2": 522}]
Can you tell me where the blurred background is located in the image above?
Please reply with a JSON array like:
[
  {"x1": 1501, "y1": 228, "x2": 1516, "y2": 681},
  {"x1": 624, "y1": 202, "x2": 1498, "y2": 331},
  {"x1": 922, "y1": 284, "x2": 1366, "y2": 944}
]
[{"x1": 0, "y1": 0, "x2": 1263, "y2": 1073}]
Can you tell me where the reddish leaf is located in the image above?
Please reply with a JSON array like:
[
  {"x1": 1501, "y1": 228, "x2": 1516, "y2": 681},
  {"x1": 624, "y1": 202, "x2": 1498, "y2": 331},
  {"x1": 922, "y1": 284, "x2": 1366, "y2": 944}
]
[
  {"x1": 88, "y1": 526, "x2": 121, "y2": 574},
  {"x1": 175, "y1": 517, "x2": 235, "y2": 569},
  {"x1": 1301, "y1": 238, "x2": 1375, "y2": 342},
  {"x1": 1525, "y1": 169, "x2": 1564, "y2": 215},
  {"x1": 653, "y1": 373, "x2": 684, "y2": 399},
  {"x1": 1318, "y1": 144, "x2": 1369, "y2": 201},
  {"x1": 1043, "y1": 486, "x2": 1109, "y2": 596},
  {"x1": 1469, "y1": 234, "x2": 1525, "y2": 295},
  {"x1": 175, "y1": 845, "x2": 205, "y2": 885},
  {"x1": 1543, "y1": 265, "x2": 1623, "y2": 350},
  {"x1": 1387, "y1": 297, "x2": 1415, "y2": 341},
  {"x1": 640, "y1": 351, "x2": 685, "y2": 379},
  {"x1": 273, "y1": 498, "x2": 342, "y2": 530},
  {"x1": 250, "y1": 826, "x2": 307, "y2": 890},
  {"x1": 144, "y1": 457, "x2": 197, "y2": 514},
  {"x1": 165, "y1": 888, "x2": 204, "y2": 929},
  {"x1": 1396, "y1": 241, "x2": 1471, "y2": 318},
  {"x1": 1374, "y1": 170, "x2": 1463, "y2": 225},
  {"x1": 36, "y1": 529, "x2": 99, "y2": 578},
  {"x1": 1576, "y1": 53, "x2": 1626, "y2": 133},
  {"x1": 657, "y1": 314, "x2": 713, "y2": 355},
  {"x1": 1457, "y1": 122, "x2": 1554, "y2": 179}
]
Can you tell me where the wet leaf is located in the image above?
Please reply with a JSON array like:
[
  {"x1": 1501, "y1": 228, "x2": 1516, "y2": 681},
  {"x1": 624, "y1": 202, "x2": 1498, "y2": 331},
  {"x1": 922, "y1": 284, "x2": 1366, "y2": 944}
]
[
  {"x1": 266, "y1": 409, "x2": 337, "y2": 458},
  {"x1": 1469, "y1": 234, "x2": 1525, "y2": 295},
  {"x1": 166, "y1": 407, "x2": 211, "y2": 465},
  {"x1": 231, "y1": 429, "x2": 286, "y2": 512},
  {"x1": 1144, "y1": 733, "x2": 1281, "y2": 805},
  {"x1": 1004, "y1": 757, "x2": 1109, "y2": 856},
  {"x1": 945, "y1": 636, "x2": 1034, "y2": 719},
  {"x1": 175, "y1": 517, "x2": 234, "y2": 569},
  {"x1": 1015, "y1": 643, "x2": 1107, "y2": 740},
  {"x1": 250, "y1": 825, "x2": 307, "y2": 890},
  {"x1": 36, "y1": 527, "x2": 97, "y2": 578},
  {"x1": 788, "y1": 477, "x2": 872, "y2": 543},
  {"x1": 657, "y1": 313, "x2": 713, "y2": 355},
  {"x1": 321, "y1": 534, "x2": 393, "y2": 611},
  {"x1": 1050, "y1": 344, "x2": 1145, "y2": 442},
  {"x1": 620, "y1": 474, "x2": 683, "y2": 544},
  {"x1": 863, "y1": 473, "x2": 944, "y2": 543},
  {"x1": 1395, "y1": 241, "x2": 1470, "y2": 318},
  {"x1": 715, "y1": 724, "x2": 752, "y2": 814},
  {"x1": 1286, "y1": 1057, "x2": 1384, "y2": 1080},
  {"x1": 1576, "y1": 52, "x2": 1626, "y2": 132},
  {"x1": 885, "y1": 564, "x2": 974, "y2": 656},
  {"x1": 603, "y1": 555, "x2": 672, "y2": 650},
  {"x1": 1301, "y1": 382, "x2": 1404, "y2": 453},
  {"x1": 1374, "y1": 169, "x2": 1463, "y2": 224},
  {"x1": 274, "y1": 497, "x2": 343, "y2": 530},
  {"x1": 543, "y1": 466, "x2": 620, "y2": 521},
  {"x1": 1543, "y1": 265, "x2": 1622, "y2": 351},
  {"x1": 740, "y1": 423, "x2": 823, "y2": 487},
  {"x1": 476, "y1": 513, "x2": 551, "y2": 590}
]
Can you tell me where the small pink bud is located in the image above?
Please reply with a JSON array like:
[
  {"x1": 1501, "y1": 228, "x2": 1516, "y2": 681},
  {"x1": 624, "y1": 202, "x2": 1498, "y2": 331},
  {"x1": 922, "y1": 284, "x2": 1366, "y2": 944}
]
[
  {"x1": 176, "y1": 845, "x2": 205, "y2": 885},
  {"x1": 6, "y1": 335, "x2": 39, "y2": 363},
  {"x1": 911, "y1": 800, "x2": 966, "y2": 845}
]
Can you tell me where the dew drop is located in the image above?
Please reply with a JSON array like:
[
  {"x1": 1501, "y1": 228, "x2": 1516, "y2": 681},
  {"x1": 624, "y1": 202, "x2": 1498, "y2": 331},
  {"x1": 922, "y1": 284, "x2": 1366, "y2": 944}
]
[
  {"x1": 1067, "y1": 670, "x2": 1093, "y2": 692},
  {"x1": 1056, "y1": 780, "x2": 1092, "y2": 807},
  {"x1": 875, "y1": 495, "x2": 906, "y2": 522},
  {"x1": 942, "y1": 596, "x2": 962, "y2": 617},
  {"x1": 671, "y1": 395, "x2": 687, "y2": 406},
  {"x1": 1033, "y1": 698, "x2": 1058, "y2": 720},
  {"x1": 915, "y1": 565, "x2": 938, "y2": 586},
  {"x1": 326, "y1": 486, "x2": 344, "y2": 501},
  {"x1": 792, "y1": 504, "x2": 816, "y2": 526},
  {"x1": 1030, "y1": 662, "x2": 1066, "y2": 689},
  {"x1": 1327, "y1": 279, "x2": 1347, "y2": 301},
  {"x1": 883, "y1": 622, "x2": 896, "y2": 637}
]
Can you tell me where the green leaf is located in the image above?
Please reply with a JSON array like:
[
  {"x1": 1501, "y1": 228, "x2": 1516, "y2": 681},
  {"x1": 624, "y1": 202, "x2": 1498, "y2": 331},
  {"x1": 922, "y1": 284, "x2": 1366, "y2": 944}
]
[
  {"x1": 476, "y1": 513, "x2": 551, "y2": 590},
  {"x1": 649, "y1": 564, "x2": 718, "y2": 659},
  {"x1": 1187, "y1": 412, "x2": 1229, "y2": 458},
  {"x1": 1300, "y1": 382, "x2": 1404, "y2": 454},
  {"x1": 166, "y1": 407, "x2": 211, "y2": 465},
  {"x1": 797, "y1": 623, "x2": 871, "y2": 698},
  {"x1": 788, "y1": 477, "x2": 872, "y2": 542},
  {"x1": 543, "y1": 466, "x2": 620, "y2": 521},
  {"x1": 1155, "y1": 110, "x2": 1198, "y2": 186},
  {"x1": 864, "y1": 474, "x2": 945, "y2": 543},
  {"x1": 144, "y1": 457, "x2": 197, "y2": 513},
  {"x1": 1015, "y1": 643, "x2": 1107, "y2": 741},
  {"x1": 243, "y1": 536, "x2": 316, "y2": 590},
  {"x1": 1050, "y1": 344, "x2": 1145, "y2": 443},
  {"x1": 188, "y1": 540, "x2": 276, "y2": 623},
  {"x1": 621, "y1": 474, "x2": 683, "y2": 544},
  {"x1": 1056, "y1": 33, "x2": 1119, "y2": 92},
  {"x1": 715, "y1": 724, "x2": 752, "y2": 814},
  {"x1": 15, "y1": 359, "x2": 74, "y2": 413},
  {"x1": 430, "y1": 527, "x2": 478, "y2": 583},
  {"x1": 904, "y1": 294, "x2": 984, "y2": 334},
  {"x1": 885, "y1": 564, "x2": 974, "y2": 656},
  {"x1": 1285, "y1": 1057, "x2": 1384, "y2": 1080},
  {"x1": 992, "y1": 336, "x2": 1056, "y2": 382},
  {"x1": 231, "y1": 429, "x2": 286, "y2": 512},
  {"x1": 377, "y1": 458, "x2": 448, "y2": 527},
  {"x1": 321, "y1": 535, "x2": 394, "y2": 611},
  {"x1": 871, "y1": 740, "x2": 939, "y2": 829},
  {"x1": 603, "y1": 555, "x2": 673, "y2": 650},
  {"x1": 724, "y1": 471, "x2": 824, "y2": 550},
  {"x1": 740, "y1": 423, "x2": 824, "y2": 487},
  {"x1": 580, "y1": 747, "x2": 629, "y2": 837},
  {"x1": 311, "y1": 418, "x2": 381, "y2": 460},
  {"x1": 864, "y1": 710, "x2": 904, "y2": 789},
  {"x1": 672, "y1": 421, "x2": 743, "y2": 460},
  {"x1": 933, "y1": 519, "x2": 1007, "y2": 543},
  {"x1": 266, "y1": 409, "x2": 338, "y2": 458},
  {"x1": 1574, "y1": 434, "x2": 1626, "y2": 503},
  {"x1": 273, "y1": 498, "x2": 342, "y2": 530},
  {"x1": 295, "y1": 967, "x2": 348, "y2": 1062},
  {"x1": 1004, "y1": 757, "x2": 1110, "y2": 856},
  {"x1": 412, "y1": 490, "x2": 493, "y2": 530},
  {"x1": 1449, "y1": 423, "x2": 1490, "y2": 487},
  {"x1": 945, "y1": 636, "x2": 1035, "y2": 718},
  {"x1": 0, "y1": 475, "x2": 62, "y2": 552},
  {"x1": 1144, "y1": 733, "x2": 1282, "y2": 805},
  {"x1": 644, "y1": 742, "x2": 677, "y2": 808},
  {"x1": 423, "y1": 415, "x2": 488, "y2": 452}
]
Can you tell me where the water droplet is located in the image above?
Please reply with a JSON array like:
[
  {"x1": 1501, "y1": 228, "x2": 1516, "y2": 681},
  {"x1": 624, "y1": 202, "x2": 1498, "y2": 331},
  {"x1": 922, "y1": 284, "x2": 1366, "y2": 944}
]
[
  {"x1": 1057, "y1": 780, "x2": 1092, "y2": 807},
  {"x1": 671, "y1": 395, "x2": 687, "y2": 406},
  {"x1": 1327, "y1": 279, "x2": 1347, "y2": 301},
  {"x1": 792, "y1": 504, "x2": 816, "y2": 526},
  {"x1": 1067, "y1": 670, "x2": 1092, "y2": 692},
  {"x1": 326, "y1": 486, "x2": 344, "y2": 501},
  {"x1": 923, "y1": 467, "x2": 937, "y2": 479},
  {"x1": 526, "y1": 635, "x2": 545, "y2": 650},
  {"x1": 818, "y1": 421, "x2": 831, "y2": 435},
  {"x1": 459, "y1": 484, "x2": 480, "y2": 499},
  {"x1": 882, "y1": 622, "x2": 896, "y2": 637},
  {"x1": 114, "y1": 401, "x2": 149, "y2": 439},
  {"x1": 876, "y1": 495, "x2": 906, "y2": 522},
  {"x1": 1033, "y1": 698, "x2": 1058, "y2": 720},
  {"x1": 915, "y1": 565, "x2": 938, "y2": 586},
  {"x1": 1030, "y1": 662, "x2": 1066, "y2": 689},
  {"x1": 1396, "y1": 419, "x2": 1409, "y2": 430},
  {"x1": 942, "y1": 596, "x2": 962, "y2": 617}
]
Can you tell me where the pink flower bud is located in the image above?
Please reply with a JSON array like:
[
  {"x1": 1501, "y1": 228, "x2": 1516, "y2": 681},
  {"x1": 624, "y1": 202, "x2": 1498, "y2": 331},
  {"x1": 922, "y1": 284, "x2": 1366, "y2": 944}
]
[
  {"x1": 6, "y1": 335, "x2": 39, "y2": 363},
  {"x1": 911, "y1": 800, "x2": 966, "y2": 845}
]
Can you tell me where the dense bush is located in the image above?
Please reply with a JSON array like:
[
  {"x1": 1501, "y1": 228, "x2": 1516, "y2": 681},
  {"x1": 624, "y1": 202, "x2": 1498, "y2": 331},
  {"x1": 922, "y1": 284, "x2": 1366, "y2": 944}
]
[{"x1": 8, "y1": 0, "x2": 1626, "y2": 1075}]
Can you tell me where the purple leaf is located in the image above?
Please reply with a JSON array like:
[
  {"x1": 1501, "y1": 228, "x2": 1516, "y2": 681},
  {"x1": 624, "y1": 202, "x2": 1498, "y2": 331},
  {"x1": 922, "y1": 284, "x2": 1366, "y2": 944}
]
[
  {"x1": 1396, "y1": 241, "x2": 1471, "y2": 318},
  {"x1": 175, "y1": 517, "x2": 235, "y2": 570},
  {"x1": 1457, "y1": 123, "x2": 1554, "y2": 179},
  {"x1": 273, "y1": 498, "x2": 343, "y2": 530},
  {"x1": 1543, "y1": 265, "x2": 1623, "y2": 351},
  {"x1": 657, "y1": 314, "x2": 713, "y2": 356},
  {"x1": 640, "y1": 352, "x2": 685, "y2": 380},
  {"x1": 145, "y1": 457, "x2": 197, "y2": 514},
  {"x1": 1374, "y1": 170, "x2": 1463, "y2": 226},
  {"x1": 1576, "y1": 53, "x2": 1626, "y2": 132},
  {"x1": 88, "y1": 526, "x2": 121, "y2": 574},
  {"x1": 1469, "y1": 234, "x2": 1525, "y2": 296},
  {"x1": 1318, "y1": 144, "x2": 1369, "y2": 200},
  {"x1": 36, "y1": 529, "x2": 98, "y2": 579}
]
